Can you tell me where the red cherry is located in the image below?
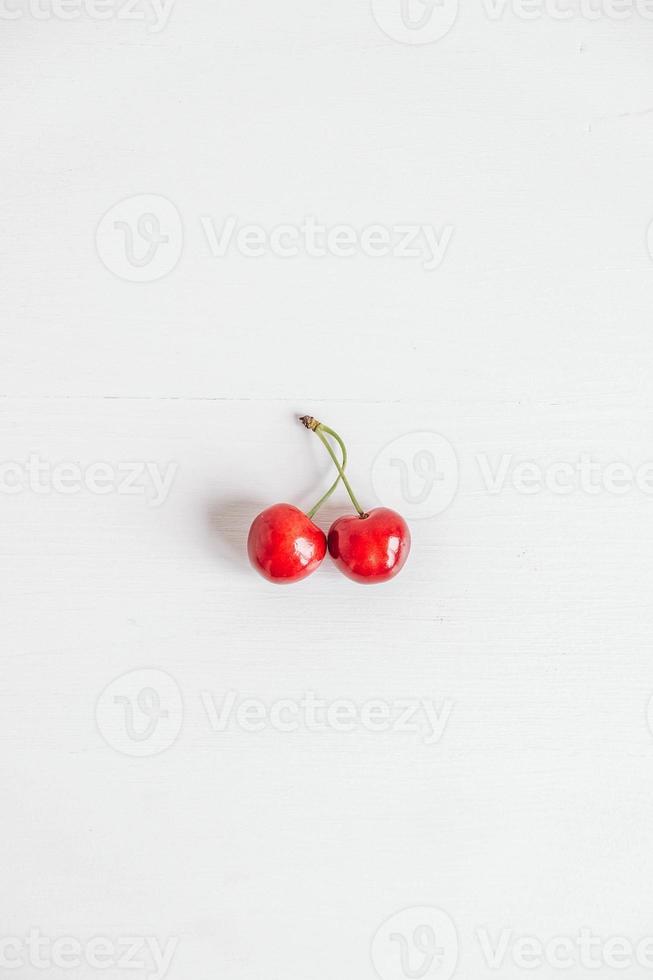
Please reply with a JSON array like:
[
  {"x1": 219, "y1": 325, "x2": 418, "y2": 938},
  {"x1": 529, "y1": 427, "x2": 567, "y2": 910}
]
[
  {"x1": 247, "y1": 503, "x2": 326, "y2": 584},
  {"x1": 328, "y1": 507, "x2": 410, "y2": 584}
]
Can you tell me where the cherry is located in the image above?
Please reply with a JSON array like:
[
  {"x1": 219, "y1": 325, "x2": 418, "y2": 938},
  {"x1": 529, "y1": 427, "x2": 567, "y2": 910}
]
[
  {"x1": 299, "y1": 416, "x2": 411, "y2": 585},
  {"x1": 247, "y1": 431, "x2": 347, "y2": 584},
  {"x1": 247, "y1": 503, "x2": 326, "y2": 584},
  {"x1": 328, "y1": 507, "x2": 410, "y2": 584}
]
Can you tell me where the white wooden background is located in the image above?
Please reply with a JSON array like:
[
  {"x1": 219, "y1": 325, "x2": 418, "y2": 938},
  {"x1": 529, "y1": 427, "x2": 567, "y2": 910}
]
[{"x1": 2, "y1": 2, "x2": 653, "y2": 979}]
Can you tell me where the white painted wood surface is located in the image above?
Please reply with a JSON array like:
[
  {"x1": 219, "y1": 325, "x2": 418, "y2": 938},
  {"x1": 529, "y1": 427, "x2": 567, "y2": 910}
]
[{"x1": 2, "y1": 3, "x2": 653, "y2": 979}]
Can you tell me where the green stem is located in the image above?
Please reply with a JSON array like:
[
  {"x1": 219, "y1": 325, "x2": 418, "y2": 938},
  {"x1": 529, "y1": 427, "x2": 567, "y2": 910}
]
[
  {"x1": 300, "y1": 416, "x2": 366, "y2": 517},
  {"x1": 315, "y1": 427, "x2": 365, "y2": 516},
  {"x1": 306, "y1": 433, "x2": 346, "y2": 519},
  {"x1": 300, "y1": 415, "x2": 367, "y2": 517}
]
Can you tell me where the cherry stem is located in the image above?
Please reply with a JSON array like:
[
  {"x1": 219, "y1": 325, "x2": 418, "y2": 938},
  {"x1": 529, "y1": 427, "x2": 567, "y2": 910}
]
[
  {"x1": 306, "y1": 431, "x2": 346, "y2": 519},
  {"x1": 300, "y1": 417, "x2": 367, "y2": 518}
]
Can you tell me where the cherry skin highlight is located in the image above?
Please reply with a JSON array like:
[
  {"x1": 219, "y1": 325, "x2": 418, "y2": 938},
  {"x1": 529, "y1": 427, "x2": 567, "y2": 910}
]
[
  {"x1": 327, "y1": 507, "x2": 410, "y2": 584},
  {"x1": 247, "y1": 503, "x2": 326, "y2": 584}
]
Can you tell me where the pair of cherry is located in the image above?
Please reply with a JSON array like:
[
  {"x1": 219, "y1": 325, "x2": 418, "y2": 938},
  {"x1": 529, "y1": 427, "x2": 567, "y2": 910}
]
[{"x1": 247, "y1": 417, "x2": 410, "y2": 585}]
